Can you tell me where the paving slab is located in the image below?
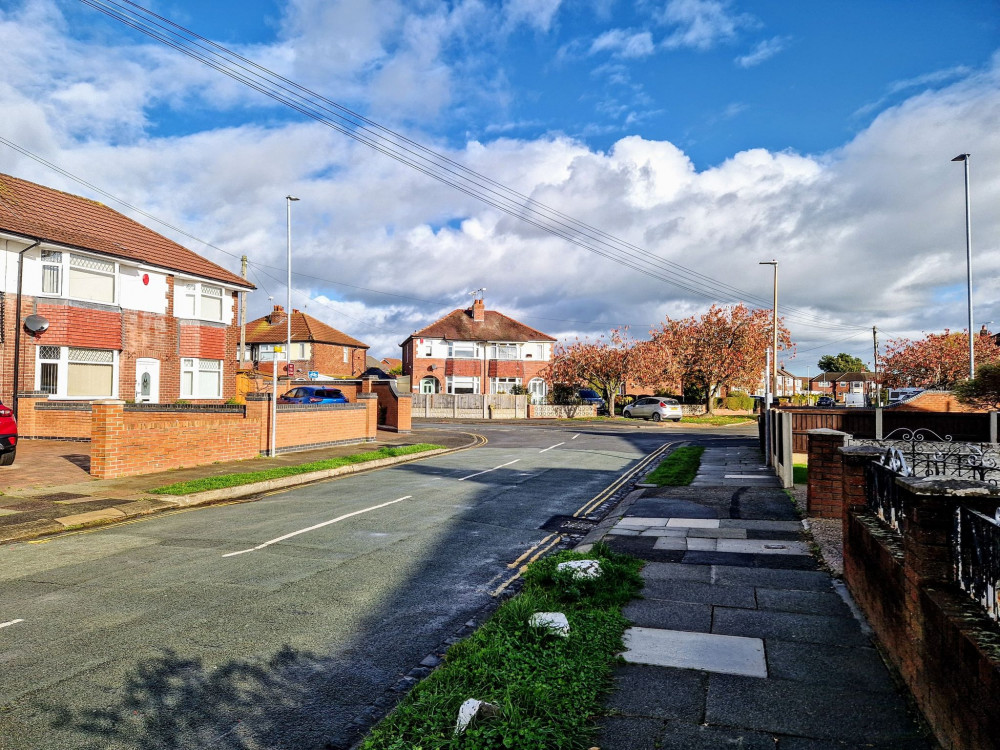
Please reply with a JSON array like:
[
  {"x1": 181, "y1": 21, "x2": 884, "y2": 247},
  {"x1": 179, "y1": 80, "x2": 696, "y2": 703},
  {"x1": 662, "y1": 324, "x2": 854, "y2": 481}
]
[
  {"x1": 706, "y1": 674, "x2": 926, "y2": 743},
  {"x1": 652, "y1": 537, "x2": 687, "y2": 551},
  {"x1": 617, "y1": 517, "x2": 671, "y2": 527},
  {"x1": 592, "y1": 716, "x2": 665, "y2": 750},
  {"x1": 622, "y1": 626, "x2": 767, "y2": 678},
  {"x1": 681, "y1": 551, "x2": 818, "y2": 570},
  {"x1": 765, "y1": 640, "x2": 898, "y2": 693},
  {"x1": 628, "y1": 498, "x2": 719, "y2": 518},
  {"x1": 652, "y1": 721, "x2": 777, "y2": 750},
  {"x1": 642, "y1": 578, "x2": 757, "y2": 608},
  {"x1": 716, "y1": 539, "x2": 812, "y2": 556},
  {"x1": 754, "y1": 588, "x2": 853, "y2": 618},
  {"x1": 623, "y1": 600, "x2": 712, "y2": 632},
  {"x1": 53, "y1": 508, "x2": 126, "y2": 526},
  {"x1": 712, "y1": 607, "x2": 869, "y2": 647},
  {"x1": 720, "y1": 519, "x2": 803, "y2": 532},
  {"x1": 708, "y1": 566, "x2": 832, "y2": 591},
  {"x1": 640, "y1": 561, "x2": 713, "y2": 583},
  {"x1": 666, "y1": 517, "x2": 720, "y2": 528},
  {"x1": 603, "y1": 664, "x2": 706, "y2": 720}
]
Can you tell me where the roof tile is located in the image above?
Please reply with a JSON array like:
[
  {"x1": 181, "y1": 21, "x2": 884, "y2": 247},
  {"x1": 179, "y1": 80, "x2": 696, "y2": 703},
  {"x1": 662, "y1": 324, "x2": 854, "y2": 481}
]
[{"x1": 404, "y1": 307, "x2": 555, "y2": 344}]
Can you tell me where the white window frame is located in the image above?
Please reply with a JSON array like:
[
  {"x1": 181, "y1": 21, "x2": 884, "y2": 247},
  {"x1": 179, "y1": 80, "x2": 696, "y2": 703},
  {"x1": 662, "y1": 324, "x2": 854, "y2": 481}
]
[
  {"x1": 490, "y1": 377, "x2": 522, "y2": 394},
  {"x1": 448, "y1": 341, "x2": 478, "y2": 359},
  {"x1": 446, "y1": 376, "x2": 480, "y2": 394},
  {"x1": 343, "y1": 346, "x2": 350, "y2": 363},
  {"x1": 35, "y1": 346, "x2": 118, "y2": 399},
  {"x1": 175, "y1": 280, "x2": 226, "y2": 322},
  {"x1": 180, "y1": 357, "x2": 224, "y2": 399},
  {"x1": 38, "y1": 250, "x2": 117, "y2": 305},
  {"x1": 490, "y1": 343, "x2": 520, "y2": 360}
]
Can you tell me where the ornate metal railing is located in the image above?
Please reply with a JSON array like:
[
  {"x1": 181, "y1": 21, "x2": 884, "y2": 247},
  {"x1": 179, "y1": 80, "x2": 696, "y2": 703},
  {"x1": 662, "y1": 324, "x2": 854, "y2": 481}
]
[
  {"x1": 865, "y1": 459, "x2": 905, "y2": 534},
  {"x1": 953, "y1": 504, "x2": 1000, "y2": 623},
  {"x1": 848, "y1": 428, "x2": 1000, "y2": 486}
]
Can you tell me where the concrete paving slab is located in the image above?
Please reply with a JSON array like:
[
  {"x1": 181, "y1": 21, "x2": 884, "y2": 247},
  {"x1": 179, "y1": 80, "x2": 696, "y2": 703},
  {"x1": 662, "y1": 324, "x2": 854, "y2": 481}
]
[
  {"x1": 651, "y1": 721, "x2": 777, "y2": 750},
  {"x1": 720, "y1": 519, "x2": 803, "y2": 532},
  {"x1": 666, "y1": 518, "x2": 720, "y2": 528},
  {"x1": 603, "y1": 664, "x2": 706, "y2": 720},
  {"x1": 622, "y1": 626, "x2": 767, "y2": 677},
  {"x1": 623, "y1": 600, "x2": 713, "y2": 632},
  {"x1": 652, "y1": 537, "x2": 687, "y2": 551},
  {"x1": 592, "y1": 716, "x2": 665, "y2": 750},
  {"x1": 636, "y1": 527, "x2": 687, "y2": 537},
  {"x1": 712, "y1": 607, "x2": 868, "y2": 647},
  {"x1": 716, "y1": 539, "x2": 812, "y2": 556},
  {"x1": 765, "y1": 641, "x2": 898, "y2": 693},
  {"x1": 641, "y1": 561, "x2": 713, "y2": 583},
  {"x1": 686, "y1": 538, "x2": 717, "y2": 551},
  {"x1": 708, "y1": 566, "x2": 833, "y2": 592},
  {"x1": 53, "y1": 508, "x2": 126, "y2": 526},
  {"x1": 687, "y1": 527, "x2": 747, "y2": 538},
  {"x1": 628, "y1": 498, "x2": 719, "y2": 519},
  {"x1": 706, "y1": 674, "x2": 926, "y2": 743},
  {"x1": 754, "y1": 589, "x2": 853, "y2": 618},
  {"x1": 642, "y1": 578, "x2": 756, "y2": 609},
  {"x1": 682, "y1": 551, "x2": 818, "y2": 570},
  {"x1": 618, "y1": 517, "x2": 671, "y2": 527},
  {"x1": 608, "y1": 528, "x2": 641, "y2": 536}
]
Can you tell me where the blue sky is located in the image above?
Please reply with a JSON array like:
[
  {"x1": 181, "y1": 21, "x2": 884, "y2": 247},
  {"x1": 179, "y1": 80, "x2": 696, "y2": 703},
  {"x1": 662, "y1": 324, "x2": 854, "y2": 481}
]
[{"x1": 2, "y1": 0, "x2": 999, "y2": 367}]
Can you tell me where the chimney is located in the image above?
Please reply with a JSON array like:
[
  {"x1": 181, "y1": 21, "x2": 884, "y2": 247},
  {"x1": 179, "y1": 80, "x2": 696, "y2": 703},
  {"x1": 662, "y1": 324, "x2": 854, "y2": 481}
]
[
  {"x1": 472, "y1": 298, "x2": 485, "y2": 323},
  {"x1": 269, "y1": 304, "x2": 285, "y2": 324}
]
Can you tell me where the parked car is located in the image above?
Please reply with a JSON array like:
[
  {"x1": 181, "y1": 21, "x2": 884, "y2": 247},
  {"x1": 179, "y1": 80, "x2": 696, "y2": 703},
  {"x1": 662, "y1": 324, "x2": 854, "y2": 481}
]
[
  {"x1": 577, "y1": 388, "x2": 608, "y2": 415},
  {"x1": 623, "y1": 396, "x2": 683, "y2": 422},
  {"x1": 0, "y1": 401, "x2": 16, "y2": 465},
  {"x1": 816, "y1": 396, "x2": 836, "y2": 407},
  {"x1": 278, "y1": 386, "x2": 348, "y2": 405}
]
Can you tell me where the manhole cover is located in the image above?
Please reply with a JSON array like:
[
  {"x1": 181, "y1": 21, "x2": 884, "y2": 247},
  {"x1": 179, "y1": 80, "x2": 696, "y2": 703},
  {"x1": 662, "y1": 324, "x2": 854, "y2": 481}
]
[{"x1": 540, "y1": 515, "x2": 598, "y2": 534}]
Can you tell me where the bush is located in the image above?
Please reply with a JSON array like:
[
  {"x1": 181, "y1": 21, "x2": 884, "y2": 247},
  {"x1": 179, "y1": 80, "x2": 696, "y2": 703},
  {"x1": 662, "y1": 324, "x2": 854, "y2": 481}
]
[{"x1": 723, "y1": 392, "x2": 754, "y2": 411}]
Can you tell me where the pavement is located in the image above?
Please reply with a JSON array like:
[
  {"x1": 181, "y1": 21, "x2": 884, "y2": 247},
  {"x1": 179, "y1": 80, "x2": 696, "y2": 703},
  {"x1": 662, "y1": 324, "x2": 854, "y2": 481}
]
[
  {"x1": 0, "y1": 427, "x2": 475, "y2": 545},
  {"x1": 585, "y1": 438, "x2": 936, "y2": 749}
]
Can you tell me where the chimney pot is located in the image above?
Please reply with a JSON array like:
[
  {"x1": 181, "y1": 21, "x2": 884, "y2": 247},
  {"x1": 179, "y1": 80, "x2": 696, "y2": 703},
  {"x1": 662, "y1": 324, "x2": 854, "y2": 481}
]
[{"x1": 472, "y1": 298, "x2": 485, "y2": 323}]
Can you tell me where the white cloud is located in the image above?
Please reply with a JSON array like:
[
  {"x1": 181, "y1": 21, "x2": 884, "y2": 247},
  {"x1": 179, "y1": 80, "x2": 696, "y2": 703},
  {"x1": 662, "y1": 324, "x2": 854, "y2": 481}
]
[
  {"x1": 734, "y1": 36, "x2": 787, "y2": 68},
  {"x1": 502, "y1": 0, "x2": 563, "y2": 32},
  {"x1": 658, "y1": 0, "x2": 754, "y2": 51},
  {"x1": 590, "y1": 29, "x2": 656, "y2": 59}
]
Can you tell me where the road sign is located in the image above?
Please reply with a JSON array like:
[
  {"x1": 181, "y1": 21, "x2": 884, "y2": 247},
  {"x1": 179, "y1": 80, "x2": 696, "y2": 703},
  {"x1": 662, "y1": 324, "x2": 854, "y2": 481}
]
[{"x1": 308, "y1": 370, "x2": 319, "y2": 380}]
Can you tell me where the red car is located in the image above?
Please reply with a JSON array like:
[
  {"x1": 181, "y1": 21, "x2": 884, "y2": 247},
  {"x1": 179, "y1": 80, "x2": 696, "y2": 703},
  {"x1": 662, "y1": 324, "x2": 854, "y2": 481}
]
[{"x1": 0, "y1": 402, "x2": 16, "y2": 465}]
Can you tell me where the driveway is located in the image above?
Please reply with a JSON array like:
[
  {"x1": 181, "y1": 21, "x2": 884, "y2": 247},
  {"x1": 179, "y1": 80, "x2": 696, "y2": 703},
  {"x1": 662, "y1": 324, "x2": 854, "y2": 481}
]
[{"x1": 0, "y1": 439, "x2": 92, "y2": 494}]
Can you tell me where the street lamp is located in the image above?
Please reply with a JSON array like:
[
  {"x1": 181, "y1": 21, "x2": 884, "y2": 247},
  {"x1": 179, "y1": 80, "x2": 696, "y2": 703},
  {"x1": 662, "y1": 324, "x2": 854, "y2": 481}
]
[
  {"x1": 759, "y1": 259, "x2": 778, "y2": 466},
  {"x1": 271, "y1": 195, "x2": 299, "y2": 458},
  {"x1": 952, "y1": 153, "x2": 974, "y2": 379}
]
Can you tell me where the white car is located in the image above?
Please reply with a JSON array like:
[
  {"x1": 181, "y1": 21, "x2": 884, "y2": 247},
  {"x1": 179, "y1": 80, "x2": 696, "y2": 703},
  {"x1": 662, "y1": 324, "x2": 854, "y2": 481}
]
[{"x1": 623, "y1": 397, "x2": 683, "y2": 422}]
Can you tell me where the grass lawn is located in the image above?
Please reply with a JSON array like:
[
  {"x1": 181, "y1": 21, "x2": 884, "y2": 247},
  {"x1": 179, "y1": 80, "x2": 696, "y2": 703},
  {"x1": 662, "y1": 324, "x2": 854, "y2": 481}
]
[
  {"x1": 149, "y1": 444, "x2": 445, "y2": 495},
  {"x1": 359, "y1": 543, "x2": 642, "y2": 750},
  {"x1": 645, "y1": 445, "x2": 705, "y2": 486},
  {"x1": 680, "y1": 414, "x2": 755, "y2": 426},
  {"x1": 793, "y1": 463, "x2": 808, "y2": 485}
]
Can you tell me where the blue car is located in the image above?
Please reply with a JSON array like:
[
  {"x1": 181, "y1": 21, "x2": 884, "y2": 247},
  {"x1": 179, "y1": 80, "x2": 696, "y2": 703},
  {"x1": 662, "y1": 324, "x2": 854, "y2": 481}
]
[
  {"x1": 578, "y1": 388, "x2": 608, "y2": 415},
  {"x1": 278, "y1": 386, "x2": 348, "y2": 404}
]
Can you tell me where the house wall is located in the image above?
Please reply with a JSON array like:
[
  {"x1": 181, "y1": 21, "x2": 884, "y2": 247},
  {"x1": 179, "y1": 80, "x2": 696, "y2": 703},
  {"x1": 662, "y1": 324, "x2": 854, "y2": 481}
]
[{"x1": 405, "y1": 349, "x2": 551, "y2": 394}]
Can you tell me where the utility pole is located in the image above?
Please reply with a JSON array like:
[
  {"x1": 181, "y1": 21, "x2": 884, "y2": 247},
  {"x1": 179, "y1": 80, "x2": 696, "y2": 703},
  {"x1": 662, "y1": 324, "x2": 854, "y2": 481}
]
[
  {"x1": 872, "y1": 326, "x2": 880, "y2": 406},
  {"x1": 952, "y1": 153, "x2": 974, "y2": 378},
  {"x1": 239, "y1": 255, "x2": 248, "y2": 367}
]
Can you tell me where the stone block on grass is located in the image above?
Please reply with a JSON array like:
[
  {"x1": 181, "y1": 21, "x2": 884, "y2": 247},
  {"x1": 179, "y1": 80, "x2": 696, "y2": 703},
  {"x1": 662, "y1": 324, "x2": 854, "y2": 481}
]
[
  {"x1": 556, "y1": 559, "x2": 602, "y2": 579},
  {"x1": 529, "y1": 611, "x2": 570, "y2": 637}
]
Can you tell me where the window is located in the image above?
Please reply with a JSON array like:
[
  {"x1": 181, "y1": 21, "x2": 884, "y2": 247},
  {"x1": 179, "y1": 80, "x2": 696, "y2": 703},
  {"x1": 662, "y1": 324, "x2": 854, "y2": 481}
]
[
  {"x1": 447, "y1": 376, "x2": 479, "y2": 394},
  {"x1": 293, "y1": 342, "x2": 310, "y2": 360},
  {"x1": 491, "y1": 343, "x2": 519, "y2": 360},
  {"x1": 528, "y1": 378, "x2": 546, "y2": 403},
  {"x1": 38, "y1": 251, "x2": 115, "y2": 303},
  {"x1": 423, "y1": 343, "x2": 433, "y2": 356},
  {"x1": 181, "y1": 358, "x2": 223, "y2": 399},
  {"x1": 175, "y1": 281, "x2": 225, "y2": 321},
  {"x1": 343, "y1": 346, "x2": 349, "y2": 363},
  {"x1": 491, "y1": 377, "x2": 521, "y2": 393},
  {"x1": 448, "y1": 342, "x2": 477, "y2": 358},
  {"x1": 35, "y1": 346, "x2": 116, "y2": 398},
  {"x1": 420, "y1": 377, "x2": 439, "y2": 394},
  {"x1": 41, "y1": 251, "x2": 62, "y2": 294}
]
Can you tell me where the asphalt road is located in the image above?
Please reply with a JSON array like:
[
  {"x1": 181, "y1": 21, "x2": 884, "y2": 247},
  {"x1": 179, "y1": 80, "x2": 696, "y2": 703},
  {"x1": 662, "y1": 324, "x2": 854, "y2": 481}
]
[{"x1": 0, "y1": 421, "x2": 750, "y2": 749}]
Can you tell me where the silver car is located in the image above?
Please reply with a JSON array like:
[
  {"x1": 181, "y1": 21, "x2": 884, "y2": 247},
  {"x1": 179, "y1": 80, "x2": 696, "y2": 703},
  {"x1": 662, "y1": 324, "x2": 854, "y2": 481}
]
[{"x1": 623, "y1": 396, "x2": 683, "y2": 422}]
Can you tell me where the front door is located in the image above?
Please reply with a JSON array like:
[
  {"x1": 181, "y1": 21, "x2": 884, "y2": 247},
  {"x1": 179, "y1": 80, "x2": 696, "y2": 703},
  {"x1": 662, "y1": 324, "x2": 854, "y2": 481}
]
[{"x1": 135, "y1": 358, "x2": 160, "y2": 403}]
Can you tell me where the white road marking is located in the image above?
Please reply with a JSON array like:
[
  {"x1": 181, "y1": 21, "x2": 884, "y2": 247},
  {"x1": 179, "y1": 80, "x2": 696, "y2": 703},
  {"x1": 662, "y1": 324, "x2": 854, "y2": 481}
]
[
  {"x1": 457, "y1": 460, "x2": 520, "y2": 481},
  {"x1": 0, "y1": 619, "x2": 24, "y2": 629},
  {"x1": 539, "y1": 442, "x2": 565, "y2": 453},
  {"x1": 223, "y1": 496, "x2": 412, "y2": 557},
  {"x1": 571, "y1": 434, "x2": 580, "y2": 440}
]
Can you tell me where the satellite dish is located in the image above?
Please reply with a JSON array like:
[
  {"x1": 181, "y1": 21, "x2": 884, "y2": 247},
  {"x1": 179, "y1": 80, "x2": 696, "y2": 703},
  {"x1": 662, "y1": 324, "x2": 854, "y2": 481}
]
[{"x1": 24, "y1": 315, "x2": 49, "y2": 334}]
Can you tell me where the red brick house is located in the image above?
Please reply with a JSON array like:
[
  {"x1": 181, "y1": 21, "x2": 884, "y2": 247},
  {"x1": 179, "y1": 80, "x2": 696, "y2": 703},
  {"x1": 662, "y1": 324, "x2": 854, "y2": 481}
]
[
  {"x1": 0, "y1": 172, "x2": 253, "y2": 411},
  {"x1": 241, "y1": 305, "x2": 369, "y2": 379},
  {"x1": 401, "y1": 297, "x2": 556, "y2": 400}
]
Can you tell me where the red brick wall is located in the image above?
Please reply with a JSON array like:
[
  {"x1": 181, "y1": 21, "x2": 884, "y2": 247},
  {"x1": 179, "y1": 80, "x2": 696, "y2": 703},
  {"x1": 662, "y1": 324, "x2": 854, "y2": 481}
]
[
  {"x1": 805, "y1": 429, "x2": 847, "y2": 518},
  {"x1": 35, "y1": 304, "x2": 123, "y2": 349},
  {"x1": 16, "y1": 396, "x2": 91, "y2": 439},
  {"x1": 305, "y1": 343, "x2": 368, "y2": 378},
  {"x1": 407, "y1": 351, "x2": 552, "y2": 395},
  {"x1": 372, "y1": 381, "x2": 412, "y2": 432},
  {"x1": 245, "y1": 395, "x2": 375, "y2": 453}
]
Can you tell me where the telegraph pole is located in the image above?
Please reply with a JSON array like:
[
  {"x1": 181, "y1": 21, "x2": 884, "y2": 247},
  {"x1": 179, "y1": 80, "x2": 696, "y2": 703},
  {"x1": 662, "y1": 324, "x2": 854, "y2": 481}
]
[
  {"x1": 239, "y1": 255, "x2": 248, "y2": 367},
  {"x1": 872, "y1": 326, "x2": 880, "y2": 407}
]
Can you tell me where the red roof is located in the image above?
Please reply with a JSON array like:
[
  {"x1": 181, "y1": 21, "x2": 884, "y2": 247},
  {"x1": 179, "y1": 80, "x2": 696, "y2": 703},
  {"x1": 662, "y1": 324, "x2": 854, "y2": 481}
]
[
  {"x1": 0, "y1": 172, "x2": 252, "y2": 288},
  {"x1": 404, "y1": 307, "x2": 556, "y2": 344},
  {"x1": 245, "y1": 307, "x2": 368, "y2": 349}
]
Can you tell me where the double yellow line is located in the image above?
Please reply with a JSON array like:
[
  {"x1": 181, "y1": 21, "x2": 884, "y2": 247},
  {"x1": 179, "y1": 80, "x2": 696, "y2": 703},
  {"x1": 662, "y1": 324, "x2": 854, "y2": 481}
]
[{"x1": 490, "y1": 440, "x2": 680, "y2": 596}]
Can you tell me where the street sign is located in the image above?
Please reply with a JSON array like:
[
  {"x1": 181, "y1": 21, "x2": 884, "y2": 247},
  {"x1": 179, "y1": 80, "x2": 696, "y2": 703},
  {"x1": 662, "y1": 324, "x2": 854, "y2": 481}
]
[{"x1": 308, "y1": 370, "x2": 319, "y2": 380}]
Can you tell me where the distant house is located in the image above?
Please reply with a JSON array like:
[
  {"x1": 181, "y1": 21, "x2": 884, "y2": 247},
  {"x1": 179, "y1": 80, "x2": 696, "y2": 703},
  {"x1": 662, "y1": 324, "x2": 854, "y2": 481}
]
[
  {"x1": 810, "y1": 371, "x2": 879, "y2": 402},
  {"x1": 381, "y1": 357, "x2": 402, "y2": 372},
  {"x1": 400, "y1": 296, "x2": 555, "y2": 401},
  {"x1": 242, "y1": 306, "x2": 368, "y2": 379},
  {"x1": 0, "y1": 171, "x2": 253, "y2": 407}
]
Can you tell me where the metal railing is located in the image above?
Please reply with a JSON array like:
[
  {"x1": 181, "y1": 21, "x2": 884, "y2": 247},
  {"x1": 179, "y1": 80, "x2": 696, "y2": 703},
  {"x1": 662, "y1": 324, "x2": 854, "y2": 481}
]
[
  {"x1": 865, "y1": 459, "x2": 906, "y2": 534},
  {"x1": 848, "y1": 428, "x2": 1000, "y2": 486},
  {"x1": 953, "y1": 504, "x2": 1000, "y2": 623}
]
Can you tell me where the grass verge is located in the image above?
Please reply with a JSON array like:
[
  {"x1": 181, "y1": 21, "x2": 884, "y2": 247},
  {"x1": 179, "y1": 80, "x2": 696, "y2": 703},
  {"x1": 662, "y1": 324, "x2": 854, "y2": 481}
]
[
  {"x1": 148, "y1": 444, "x2": 445, "y2": 495},
  {"x1": 360, "y1": 543, "x2": 642, "y2": 750},
  {"x1": 645, "y1": 445, "x2": 705, "y2": 486},
  {"x1": 793, "y1": 462, "x2": 808, "y2": 485},
  {"x1": 680, "y1": 414, "x2": 755, "y2": 426}
]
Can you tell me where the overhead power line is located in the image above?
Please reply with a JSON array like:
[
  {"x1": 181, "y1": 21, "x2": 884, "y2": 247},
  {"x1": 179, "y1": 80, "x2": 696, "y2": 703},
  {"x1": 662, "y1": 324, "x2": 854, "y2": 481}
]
[{"x1": 75, "y1": 0, "x2": 868, "y2": 334}]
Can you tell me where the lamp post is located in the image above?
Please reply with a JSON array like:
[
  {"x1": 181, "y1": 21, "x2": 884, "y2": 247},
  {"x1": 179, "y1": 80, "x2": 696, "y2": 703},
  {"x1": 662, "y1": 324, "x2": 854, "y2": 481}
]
[
  {"x1": 286, "y1": 195, "x2": 299, "y2": 384},
  {"x1": 952, "y1": 153, "x2": 974, "y2": 379},
  {"x1": 759, "y1": 260, "x2": 778, "y2": 466}
]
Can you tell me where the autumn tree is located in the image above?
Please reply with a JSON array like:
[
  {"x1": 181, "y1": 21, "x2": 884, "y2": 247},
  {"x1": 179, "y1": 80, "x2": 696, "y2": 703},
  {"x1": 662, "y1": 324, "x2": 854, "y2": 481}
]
[
  {"x1": 817, "y1": 353, "x2": 867, "y2": 373},
  {"x1": 953, "y1": 363, "x2": 1000, "y2": 409},
  {"x1": 548, "y1": 328, "x2": 663, "y2": 417},
  {"x1": 881, "y1": 330, "x2": 1000, "y2": 389},
  {"x1": 653, "y1": 304, "x2": 792, "y2": 414}
]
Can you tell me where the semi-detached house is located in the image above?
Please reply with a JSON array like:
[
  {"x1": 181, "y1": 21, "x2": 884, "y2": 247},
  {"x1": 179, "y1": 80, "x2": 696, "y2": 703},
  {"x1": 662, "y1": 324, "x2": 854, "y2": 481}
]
[
  {"x1": 0, "y1": 172, "x2": 254, "y2": 411},
  {"x1": 400, "y1": 297, "x2": 556, "y2": 401}
]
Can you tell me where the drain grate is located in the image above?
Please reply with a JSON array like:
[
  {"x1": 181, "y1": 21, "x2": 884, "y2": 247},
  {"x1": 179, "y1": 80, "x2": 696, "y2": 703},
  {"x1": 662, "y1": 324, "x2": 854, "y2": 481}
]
[{"x1": 540, "y1": 515, "x2": 598, "y2": 534}]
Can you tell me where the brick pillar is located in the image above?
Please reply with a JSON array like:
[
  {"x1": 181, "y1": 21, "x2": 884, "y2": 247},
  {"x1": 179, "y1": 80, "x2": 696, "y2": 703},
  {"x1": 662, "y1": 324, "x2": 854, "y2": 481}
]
[
  {"x1": 90, "y1": 400, "x2": 125, "y2": 479},
  {"x1": 806, "y1": 429, "x2": 849, "y2": 517},
  {"x1": 358, "y1": 393, "x2": 378, "y2": 439},
  {"x1": 14, "y1": 391, "x2": 47, "y2": 438},
  {"x1": 244, "y1": 393, "x2": 270, "y2": 453},
  {"x1": 361, "y1": 377, "x2": 374, "y2": 394},
  {"x1": 838, "y1": 445, "x2": 884, "y2": 537},
  {"x1": 395, "y1": 393, "x2": 412, "y2": 433}
]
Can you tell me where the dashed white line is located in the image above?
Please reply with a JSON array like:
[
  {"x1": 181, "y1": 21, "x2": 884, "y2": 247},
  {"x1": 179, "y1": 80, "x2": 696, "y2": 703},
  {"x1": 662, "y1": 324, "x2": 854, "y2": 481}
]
[
  {"x1": 571, "y1": 434, "x2": 580, "y2": 440},
  {"x1": 539, "y1": 442, "x2": 565, "y2": 453},
  {"x1": 457, "y1": 460, "x2": 520, "y2": 481},
  {"x1": 0, "y1": 619, "x2": 24, "y2": 629},
  {"x1": 223, "y1": 496, "x2": 412, "y2": 557}
]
